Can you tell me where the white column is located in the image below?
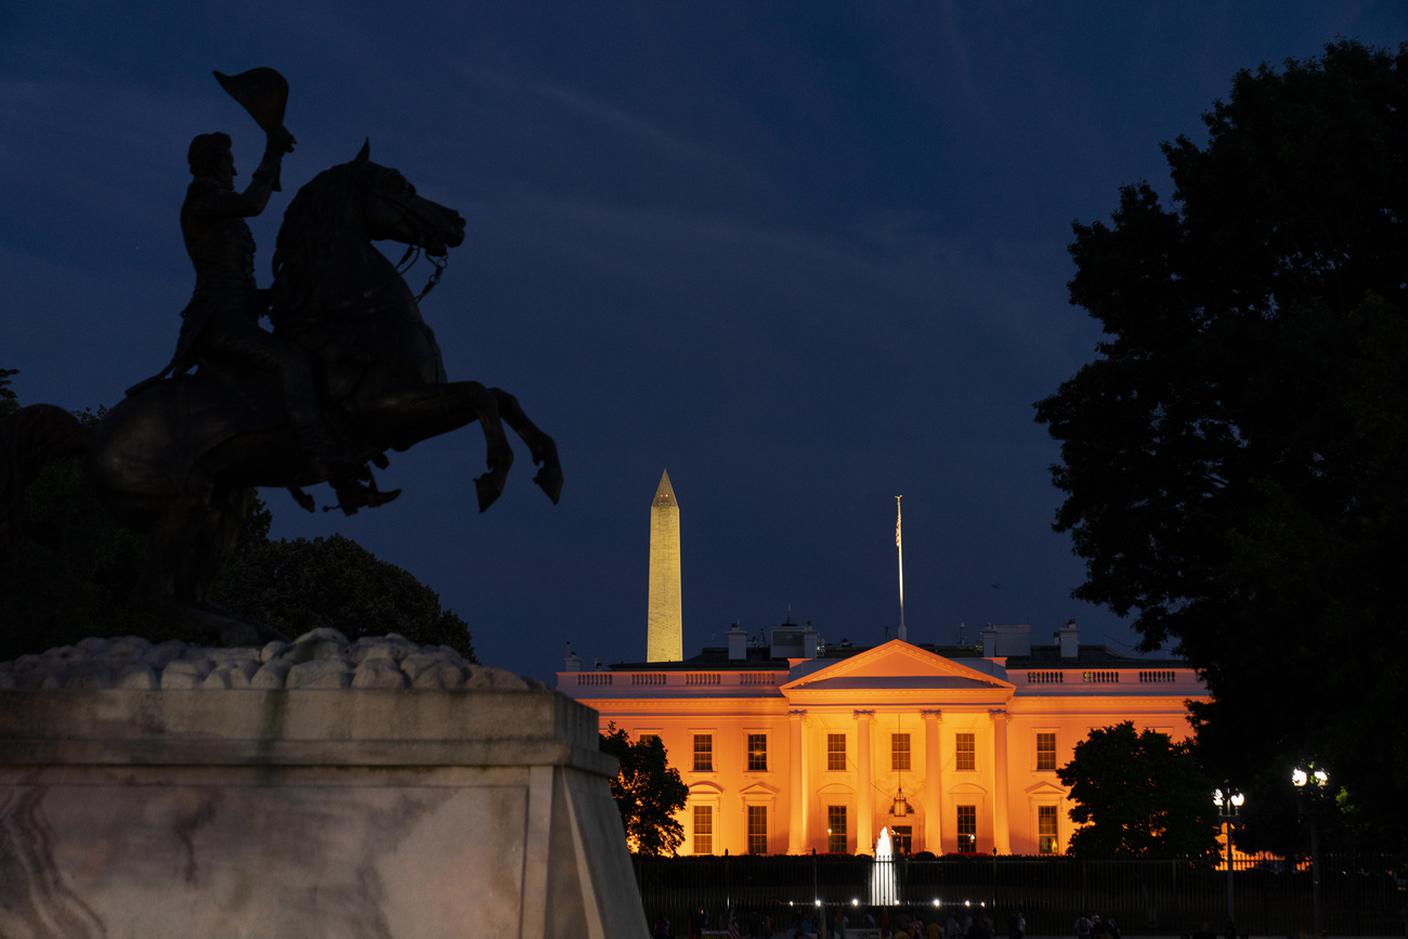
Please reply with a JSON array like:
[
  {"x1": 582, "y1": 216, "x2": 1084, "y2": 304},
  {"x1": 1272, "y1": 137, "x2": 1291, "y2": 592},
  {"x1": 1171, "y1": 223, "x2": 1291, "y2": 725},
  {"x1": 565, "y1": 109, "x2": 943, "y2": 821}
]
[
  {"x1": 855, "y1": 709, "x2": 874, "y2": 855},
  {"x1": 787, "y1": 709, "x2": 807, "y2": 854},
  {"x1": 922, "y1": 709, "x2": 942, "y2": 853},
  {"x1": 991, "y1": 708, "x2": 1012, "y2": 854}
]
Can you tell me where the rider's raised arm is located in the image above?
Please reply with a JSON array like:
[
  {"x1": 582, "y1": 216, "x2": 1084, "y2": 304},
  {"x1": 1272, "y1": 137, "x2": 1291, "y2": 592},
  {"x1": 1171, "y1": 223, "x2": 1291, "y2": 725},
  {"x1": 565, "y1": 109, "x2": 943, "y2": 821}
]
[{"x1": 189, "y1": 132, "x2": 293, "y2": 219}]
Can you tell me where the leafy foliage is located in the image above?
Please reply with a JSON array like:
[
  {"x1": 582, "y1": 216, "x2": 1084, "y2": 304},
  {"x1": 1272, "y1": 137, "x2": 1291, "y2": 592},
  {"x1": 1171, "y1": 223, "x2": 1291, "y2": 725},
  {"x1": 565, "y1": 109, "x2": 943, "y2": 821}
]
[
  {"x1": 600, "y1": 725, "x2": 688, "y2": 856},
  {"x1": 0, "y1": 368, "x2": 17, "y2": 416},
  {"x1": 0, "y1": 406, "x2": 155, "y2": 659},
  {"x1": 0, "y1": 381, "x2": 474, "y2": 661},
  {"x1": 1058, "y1": 723, "x2": 1219, "y2": 859},
  {"x1": 211, "y1": 527, "x2": 475, "y2": 660},
  {"x1": 1035, "y1": 41, "x2": 1408, "y2": 844}
]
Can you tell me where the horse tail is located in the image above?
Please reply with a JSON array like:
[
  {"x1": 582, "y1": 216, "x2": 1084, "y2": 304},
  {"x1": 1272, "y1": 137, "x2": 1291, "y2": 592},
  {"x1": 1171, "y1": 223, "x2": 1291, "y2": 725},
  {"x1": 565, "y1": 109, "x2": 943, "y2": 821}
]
[{"x1": 0, "y1": 404, "x2": 87, "y2": 543}]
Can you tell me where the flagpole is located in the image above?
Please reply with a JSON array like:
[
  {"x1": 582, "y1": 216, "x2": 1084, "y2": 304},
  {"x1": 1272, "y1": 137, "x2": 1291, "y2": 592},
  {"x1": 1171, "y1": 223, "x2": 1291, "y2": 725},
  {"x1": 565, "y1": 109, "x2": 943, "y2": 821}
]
[{"x1": 896, "y1": 495, "x2": 907, "y2": 641}]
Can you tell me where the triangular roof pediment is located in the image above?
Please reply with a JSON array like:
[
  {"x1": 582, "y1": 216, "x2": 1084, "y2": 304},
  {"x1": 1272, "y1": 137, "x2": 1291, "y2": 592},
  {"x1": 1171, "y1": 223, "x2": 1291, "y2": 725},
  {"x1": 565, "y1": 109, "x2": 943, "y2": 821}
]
[
  {"x1": 781, "y1": 639, "x2": 1014, "y2": 697},
  {"x1": 739, "y1": 781, "x2": 781, "y2": 798},
  {"x1": 1024, "y1": 780, "x2": 1067, "y2": 798}
]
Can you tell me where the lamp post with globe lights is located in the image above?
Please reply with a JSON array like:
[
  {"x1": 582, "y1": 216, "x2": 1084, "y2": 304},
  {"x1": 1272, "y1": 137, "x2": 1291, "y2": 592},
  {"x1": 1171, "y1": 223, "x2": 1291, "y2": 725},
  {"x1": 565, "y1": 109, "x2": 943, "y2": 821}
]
[
  {"x1": 1292, "y1": 765, "x2": 1329, "y2": 937},
  {"x1": 1213, "y1": 783, "x2": 1245, "y2": 926}
]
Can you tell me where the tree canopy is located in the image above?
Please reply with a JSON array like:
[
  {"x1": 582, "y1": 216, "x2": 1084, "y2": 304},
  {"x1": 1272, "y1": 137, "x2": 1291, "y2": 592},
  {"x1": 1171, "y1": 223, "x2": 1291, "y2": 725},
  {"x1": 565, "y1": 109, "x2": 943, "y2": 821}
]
[
  {"x1": 0, "y1": 369, "x2": 17, "y2": 416},
  {"x1": 600, "y1": 725, "x2": 688, "y2": 856},
  {"x1": 0, "y1": 376, "x2": 474, "y2": 661},
  {"x1": 1058, "y1": 722, "x2": 1220, "y2": 859},
  {"x1": 1036, "y1": 41, "x2": 1408, "y2": 844},
  {"x1": 212, "y1": 511, "x2": 475, "y2": 659}
]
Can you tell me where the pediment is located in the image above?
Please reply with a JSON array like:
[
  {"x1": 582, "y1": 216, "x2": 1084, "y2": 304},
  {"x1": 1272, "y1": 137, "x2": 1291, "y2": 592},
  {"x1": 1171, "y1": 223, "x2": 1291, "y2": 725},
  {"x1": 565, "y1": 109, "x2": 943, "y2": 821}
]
[
  {"x1": 739, "y1": 781, "x2": 781, "y2": 798},
  {"x1": 781, "y1": 639, "x2": 1015, "y2": 696},
  {"x1": 816, "y1": 781, "x2": 855, "y2": 797},
  {"x1": 1024, "y1": 780, "x2": 1067, "y2": 798}
]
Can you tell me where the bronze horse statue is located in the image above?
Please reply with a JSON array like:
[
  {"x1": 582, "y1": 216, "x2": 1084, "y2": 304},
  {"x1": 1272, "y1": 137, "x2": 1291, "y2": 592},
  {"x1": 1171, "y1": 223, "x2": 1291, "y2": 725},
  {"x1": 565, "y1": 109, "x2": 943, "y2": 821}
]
[{"x1": 2, "y1": 142, "x2": 561, "y2": 641}]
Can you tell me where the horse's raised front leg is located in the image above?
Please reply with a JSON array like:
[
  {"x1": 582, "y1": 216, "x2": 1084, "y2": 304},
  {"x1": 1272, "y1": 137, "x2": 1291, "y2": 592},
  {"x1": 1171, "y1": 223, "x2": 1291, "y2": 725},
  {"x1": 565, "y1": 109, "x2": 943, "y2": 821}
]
[
  {"x1": 491, "y1": 388, "x2": 563, "y2": 504},
  {"x1": 358, "y1": 381, "x2": 514, "y2": 512}
]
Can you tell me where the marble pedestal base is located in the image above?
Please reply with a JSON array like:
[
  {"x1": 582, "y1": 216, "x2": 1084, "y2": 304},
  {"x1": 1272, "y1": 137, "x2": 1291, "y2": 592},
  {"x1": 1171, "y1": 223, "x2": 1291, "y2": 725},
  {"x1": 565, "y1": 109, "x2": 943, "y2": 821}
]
[{"x1": 0, "y1": 685, "x2": 646, "y2": 938}]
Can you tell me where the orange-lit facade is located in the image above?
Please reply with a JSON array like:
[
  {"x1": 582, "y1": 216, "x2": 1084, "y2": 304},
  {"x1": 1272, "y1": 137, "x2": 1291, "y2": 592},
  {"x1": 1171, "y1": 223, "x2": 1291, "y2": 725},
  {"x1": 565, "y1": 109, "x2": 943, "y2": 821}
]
[{"x1": 559, "y1": 624, "x2": 1207, "y2": 857}]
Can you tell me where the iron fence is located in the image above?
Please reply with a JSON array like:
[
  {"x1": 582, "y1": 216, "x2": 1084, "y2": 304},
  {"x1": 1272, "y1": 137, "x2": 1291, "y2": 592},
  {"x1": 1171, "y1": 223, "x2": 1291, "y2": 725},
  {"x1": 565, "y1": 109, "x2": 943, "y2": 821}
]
[{"x1": 635, "y1": 853, "x2": 1407, "y2": 936}]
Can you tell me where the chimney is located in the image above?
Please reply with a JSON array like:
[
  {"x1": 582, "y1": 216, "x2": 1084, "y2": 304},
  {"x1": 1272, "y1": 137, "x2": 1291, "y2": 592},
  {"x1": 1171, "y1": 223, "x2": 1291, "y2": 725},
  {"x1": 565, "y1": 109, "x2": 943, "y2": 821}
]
[
  {"x1": 563, "y1": 644, "x2": 582, "y2": 672},
  {"x1": 1058, "y1": 619, "x2": 1079, "y2": 659},
  {"x1": 727, "y1": 623, "x2": 747, "y2": 661},
  {"x1": 981, "y1": 624, "x2": 997, "y2": 657},
  {"x1": 801, "y1": 624, "x2": 819, "y2": 659}
]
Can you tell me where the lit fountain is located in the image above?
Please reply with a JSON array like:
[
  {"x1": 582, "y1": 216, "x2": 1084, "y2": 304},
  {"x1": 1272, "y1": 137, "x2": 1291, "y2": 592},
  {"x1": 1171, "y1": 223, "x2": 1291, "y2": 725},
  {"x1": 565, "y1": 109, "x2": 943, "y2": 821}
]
[{"x1": 870, "y1": 827, "x2": 898, "y2": 905}]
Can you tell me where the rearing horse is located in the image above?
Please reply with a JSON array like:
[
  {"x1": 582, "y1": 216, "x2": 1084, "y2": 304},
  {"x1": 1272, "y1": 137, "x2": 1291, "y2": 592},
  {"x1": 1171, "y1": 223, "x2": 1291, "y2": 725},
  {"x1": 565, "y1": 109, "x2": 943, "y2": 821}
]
[
  {"x1": 268, "y1": 140, "x2": 562, "y2": 511},
  {"x1": 9, "y1": 141, "x2": 561, "y2": 640}
]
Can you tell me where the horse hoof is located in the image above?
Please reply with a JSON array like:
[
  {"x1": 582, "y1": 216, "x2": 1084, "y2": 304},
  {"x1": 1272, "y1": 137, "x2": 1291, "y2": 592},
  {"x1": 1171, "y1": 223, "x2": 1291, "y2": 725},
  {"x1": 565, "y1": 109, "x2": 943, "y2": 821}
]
[
  {"x1": 287, "y1": 487, "x2": 317, "y2": 513},
  {"x1": 474, "y1": 474, "x2": 503, "y2": 513},
  {"x1": 534, "y1": 467, "x2": 563, "y2": 505}
]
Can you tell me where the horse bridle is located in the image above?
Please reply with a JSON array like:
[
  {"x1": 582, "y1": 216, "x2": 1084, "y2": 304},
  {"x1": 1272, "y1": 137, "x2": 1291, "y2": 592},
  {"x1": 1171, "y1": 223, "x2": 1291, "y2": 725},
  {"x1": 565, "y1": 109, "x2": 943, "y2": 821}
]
[
  {"x1": 392, "y1": 243, "x2": 446, "y2": 303},
  {"x1": 376, "y1": 176, "x2": 451, "y2": 303}
]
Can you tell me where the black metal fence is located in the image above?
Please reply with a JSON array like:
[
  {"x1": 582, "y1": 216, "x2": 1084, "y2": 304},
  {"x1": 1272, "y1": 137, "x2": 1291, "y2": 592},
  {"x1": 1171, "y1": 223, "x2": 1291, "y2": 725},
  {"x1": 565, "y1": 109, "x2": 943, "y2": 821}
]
[{"x1": 635, "y1": 854, "x2": 1408, "y2": 936}]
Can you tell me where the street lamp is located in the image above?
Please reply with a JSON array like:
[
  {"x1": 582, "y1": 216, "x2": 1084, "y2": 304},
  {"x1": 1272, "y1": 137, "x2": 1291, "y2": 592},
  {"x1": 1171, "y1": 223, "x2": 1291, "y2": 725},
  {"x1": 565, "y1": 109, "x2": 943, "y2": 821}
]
[
  {"x1": 1292, "y1": 764, "x2": 1329, "y2": 937},
  {"x1": 1213, "y1": 783, "x2": 1245, "y2": 927}
]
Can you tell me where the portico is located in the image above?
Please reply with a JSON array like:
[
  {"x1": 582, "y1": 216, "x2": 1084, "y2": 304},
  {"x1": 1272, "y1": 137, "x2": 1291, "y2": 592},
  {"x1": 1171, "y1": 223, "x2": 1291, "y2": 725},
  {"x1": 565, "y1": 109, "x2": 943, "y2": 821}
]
[{"x1": 777, "y1": 641, "x2": 1016, "y2": 855}]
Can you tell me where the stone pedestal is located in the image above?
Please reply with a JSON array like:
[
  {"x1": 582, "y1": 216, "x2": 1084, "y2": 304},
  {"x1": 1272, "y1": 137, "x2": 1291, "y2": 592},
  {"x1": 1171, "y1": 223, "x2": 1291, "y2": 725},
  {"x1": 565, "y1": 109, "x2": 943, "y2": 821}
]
[{"x1": 0, "y1": 639, "x2": 647, "y2": 939}]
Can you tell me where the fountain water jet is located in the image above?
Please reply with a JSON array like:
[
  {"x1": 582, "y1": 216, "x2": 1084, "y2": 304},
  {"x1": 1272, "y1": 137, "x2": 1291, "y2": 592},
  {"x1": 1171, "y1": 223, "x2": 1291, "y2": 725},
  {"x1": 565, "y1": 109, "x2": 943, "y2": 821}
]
[{"x1": 870, "y1": 827, "x2": 898, "y2": 905}]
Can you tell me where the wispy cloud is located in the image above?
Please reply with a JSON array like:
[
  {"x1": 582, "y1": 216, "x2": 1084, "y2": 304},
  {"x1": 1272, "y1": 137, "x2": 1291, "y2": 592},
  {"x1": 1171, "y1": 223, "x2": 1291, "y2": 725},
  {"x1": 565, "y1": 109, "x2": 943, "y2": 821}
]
[
  {"x1": 532, "y1": 80, "x2": 760, "y2": 181},
  {"x1": 460, "y1": 63, "x2": 774, "y2": 193},
  {"x1": 469, "y1": 189, "x2": 1082, "y2": 379}
]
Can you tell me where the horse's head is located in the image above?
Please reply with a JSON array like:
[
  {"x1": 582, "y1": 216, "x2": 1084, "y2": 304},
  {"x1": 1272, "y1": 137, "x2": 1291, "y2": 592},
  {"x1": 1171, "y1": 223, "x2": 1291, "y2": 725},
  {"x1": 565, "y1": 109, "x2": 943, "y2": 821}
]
[
  {"x1": 345, "y1": 140, "x2": 466, "y2": 256},
  {"x1": 273, "y1": 144, "x2": 468, "y2": 322}
]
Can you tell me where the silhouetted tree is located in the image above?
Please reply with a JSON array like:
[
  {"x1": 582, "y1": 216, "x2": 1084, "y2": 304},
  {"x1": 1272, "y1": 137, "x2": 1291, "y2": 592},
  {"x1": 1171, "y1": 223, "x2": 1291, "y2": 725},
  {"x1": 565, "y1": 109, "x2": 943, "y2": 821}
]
[
  {"x1": 600, "y1": 725, "x2": 688, "y2": 856},
  {"x1": 211, "y1": 519, "x2": 475, "y2": 660},
  {"x1": 0, "y1": 369, "x2": 17, "y2": 416},
  {"x1": 1059, "y1": 722, "x2": 1219, "y2": 858},
  {"x1": 1036, "y1": 40, "x2": 1408, "y2": 846}
]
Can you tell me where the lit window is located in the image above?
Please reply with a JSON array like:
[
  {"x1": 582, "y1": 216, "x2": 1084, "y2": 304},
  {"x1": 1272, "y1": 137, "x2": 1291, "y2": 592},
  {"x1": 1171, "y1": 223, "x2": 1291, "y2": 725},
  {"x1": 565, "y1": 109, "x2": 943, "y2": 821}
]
[
  {"x1": 693, "y1": 804, "x2": 713, "y2": 855},
  {"x1": 891, "y1": 733, "x2": 911, "y2": 771},
  {"x1": 748, "y1": 733, "x2": 768, "y2": 772},
  {"x1": 693, "y1": 734, "x2": 713, "y2": 772},
  {"x1": 827, "y1": 805, "x2": 848, "y2": 853},
  {"x1": 955, "y1": 733, "x2": 976, "y2": 771},
  {"x1": 747, "y1": 805, "x2": 768, "y2": 854},
  {"x1": 956, "y1": 805, "x2": 977, "y2": 854},
  {"x1": 1038, "y1": 805, "x2": 1059, "y2": 854},
  {"x1": 890, "y1": 825, "x2": 912, "y2": 855},
  {"x1": 1036, "y1": 732, "x2": 1057, "y2": 771},
  {"x1": 827, "y1": 733, "x2": 847, "y2": 771}
]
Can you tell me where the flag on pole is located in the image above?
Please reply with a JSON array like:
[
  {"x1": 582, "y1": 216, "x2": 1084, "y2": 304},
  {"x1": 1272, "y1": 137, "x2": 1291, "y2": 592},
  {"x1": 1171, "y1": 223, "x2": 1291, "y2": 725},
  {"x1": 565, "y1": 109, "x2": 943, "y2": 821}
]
[{"x1": 895, "y1": 494, "x2": 906, "y2": 640}]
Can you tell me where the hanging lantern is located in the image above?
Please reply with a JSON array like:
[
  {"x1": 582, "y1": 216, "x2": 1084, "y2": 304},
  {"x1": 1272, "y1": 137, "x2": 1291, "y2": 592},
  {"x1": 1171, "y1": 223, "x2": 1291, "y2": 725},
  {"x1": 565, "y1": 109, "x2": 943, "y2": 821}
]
[{"x1": 890, "y1": 784, "x2": 912, "y2": 817}]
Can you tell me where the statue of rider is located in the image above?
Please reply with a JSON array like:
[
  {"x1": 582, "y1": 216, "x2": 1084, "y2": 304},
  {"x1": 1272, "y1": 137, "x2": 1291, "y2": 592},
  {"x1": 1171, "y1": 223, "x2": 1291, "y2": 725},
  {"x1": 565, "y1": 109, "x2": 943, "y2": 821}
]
[
  {"x1": 129, "y1": 69, "x2": 394, "y2": 512},
  {"x1": 129, "y1": 127, "x2": 337, "y2": 471}
]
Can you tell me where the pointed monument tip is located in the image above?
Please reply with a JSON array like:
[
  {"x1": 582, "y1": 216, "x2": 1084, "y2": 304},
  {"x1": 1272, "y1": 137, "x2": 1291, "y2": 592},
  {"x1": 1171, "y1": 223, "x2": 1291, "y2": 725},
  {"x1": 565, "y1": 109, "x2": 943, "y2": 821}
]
[{"x1": 653, "y1": 468, "x2": 677, "y2": 507}]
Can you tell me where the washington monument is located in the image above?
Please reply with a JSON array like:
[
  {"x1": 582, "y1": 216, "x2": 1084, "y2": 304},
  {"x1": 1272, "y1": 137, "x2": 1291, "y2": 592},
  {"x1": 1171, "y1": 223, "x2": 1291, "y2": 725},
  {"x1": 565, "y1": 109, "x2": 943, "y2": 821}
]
[{"x1": 646, "y1": 469, "x2": 683, "y2": 661}]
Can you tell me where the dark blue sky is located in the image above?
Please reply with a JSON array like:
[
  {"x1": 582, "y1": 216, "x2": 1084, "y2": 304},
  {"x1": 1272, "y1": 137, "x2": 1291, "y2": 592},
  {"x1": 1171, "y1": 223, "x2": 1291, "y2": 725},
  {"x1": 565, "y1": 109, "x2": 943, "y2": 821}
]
[{"x1": 3, "y1": 3, "x2": 1403, "y2": 680}]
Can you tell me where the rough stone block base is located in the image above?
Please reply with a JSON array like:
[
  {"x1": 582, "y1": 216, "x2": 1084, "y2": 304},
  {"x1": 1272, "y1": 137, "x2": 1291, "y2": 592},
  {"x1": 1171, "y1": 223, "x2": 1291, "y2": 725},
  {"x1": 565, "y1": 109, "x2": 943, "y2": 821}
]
[{"x1": 0, "y1": 684, "x2": 646, "y2": 938}]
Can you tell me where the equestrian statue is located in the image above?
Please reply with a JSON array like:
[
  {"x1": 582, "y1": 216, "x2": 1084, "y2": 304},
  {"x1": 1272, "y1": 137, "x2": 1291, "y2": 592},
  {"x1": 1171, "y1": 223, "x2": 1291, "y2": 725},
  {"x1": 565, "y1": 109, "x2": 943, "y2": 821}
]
[{"x1": 0, "y1": 68, "x2": 562, "y2": 643}]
